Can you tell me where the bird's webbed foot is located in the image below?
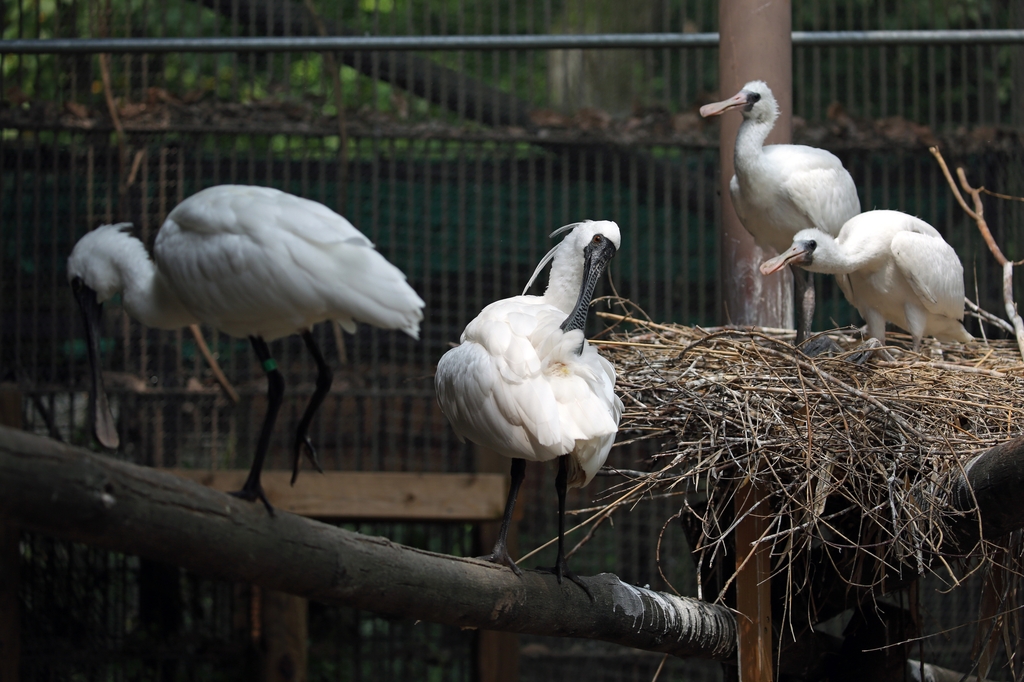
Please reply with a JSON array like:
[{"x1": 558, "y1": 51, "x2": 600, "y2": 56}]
[
  {"x1": 846, "y1": 337, "x2": 895, "y2": 365},
  {"x1": 230, "y1": 483, "x2": 275, "y2": 516},
  {"x1": 291, "y1": 435, "x2": 324, "y2": 485},
  {"x1": 799, "y1": 333, "x2": 843, "y2": 359},
  {"x1": 478, "y1": 545, "x2": 523, "y2": 577},
  {"x1": 537, "y1": 557, "x2": 594, "y2": 601}
]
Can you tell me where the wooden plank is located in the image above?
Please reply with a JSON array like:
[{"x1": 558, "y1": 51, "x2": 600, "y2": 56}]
[
  {"x1": 974, "y1": 550, "x2": 1005, "y2": 680},
  {"x1": 261, "y1": 590, "x2": 308, "y2": 682},
  {"x1": 0, "y1": 383, "x2": 20, "y2": 682},
  {"x1": 474, "y1": 447, "x2": 520, "y2": 682},
  {"x1": 164, "y1": 470, "x2": 508, "y2": 521},
  {"x1": 735, "y1": 479, "x2": 773, "y2": 682},
  {"x1": 0, "y1": 523, "x2": 18, "y2": 682}
]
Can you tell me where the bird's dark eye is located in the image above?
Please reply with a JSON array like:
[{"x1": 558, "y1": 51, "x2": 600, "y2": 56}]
[
  {"x1": 807, "y1": 240, "x2": 817, "y2": 250},
  {"x1": 747, "y1": 92, "x2": 761, "y2": 103},
  {"x1": 592, "y1": 235, "x2": 603, "y2": 244}
]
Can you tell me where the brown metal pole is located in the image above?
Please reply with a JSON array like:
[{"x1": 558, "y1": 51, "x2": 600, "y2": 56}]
[{"x1": 718, "y1": 0, "x2": 793, "y2": 330}]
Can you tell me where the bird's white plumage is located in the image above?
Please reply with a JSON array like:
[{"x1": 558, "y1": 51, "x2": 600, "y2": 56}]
[
  {"x1": 66, "y1": 223, "x2": 199, "y2": 330},
  {"x1": 763, "y1": 210, "x2": 971, "y2": 348},
  {"x1": 154, "y1": 185, "x2": 424, "y2": 340},
  {"x1": 434, "y1": 220, "x2": 623, "y2": 488},
  {"x1": 705, "y1": 80, "x2": 861, "y2": 253}
]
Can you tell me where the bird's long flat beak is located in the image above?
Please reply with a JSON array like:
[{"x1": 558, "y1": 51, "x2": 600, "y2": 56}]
[
  {"x1": 760, "y1": 243, "x2": 813, "y2": 276},
  {"x1": 73, "y1": 280, "x2": 120, "y2": 449},
  {"x1": 699, "y1": 91, "x2": 749, "y2": 118},
  {"x1": 560, "y1": 238, "x2": 617, "y2": 335}
]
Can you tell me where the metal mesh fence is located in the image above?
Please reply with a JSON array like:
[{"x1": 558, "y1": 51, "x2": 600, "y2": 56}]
[{"x1": 2, "y1": 0, "x2": 1023, "y2": 679}]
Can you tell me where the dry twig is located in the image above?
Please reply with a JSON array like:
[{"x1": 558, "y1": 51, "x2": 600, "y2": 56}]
[
  {"x1": 596, "y1": 311, "x2": 1024, "y2": 628},
  {"x1": 929, "y1": 146, "x2": 1024, "y2": 360}
]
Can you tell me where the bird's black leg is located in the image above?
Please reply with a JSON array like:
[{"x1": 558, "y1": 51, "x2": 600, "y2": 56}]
[
  {"x1": 292, "y1": 329, "x2": 332, "y2": 485},
  {"x1": 539, "y1": 455, "x2": 594, "y2": 601},
  {"x1": 792, "y1": 265, "x2": 815, "y2": 346},
  {"x1": 231, "y1": 336, "x2": 283, "y2": 515},
  {"x1": 478, "y1": 458, "x2": 526, "y2": 576}
]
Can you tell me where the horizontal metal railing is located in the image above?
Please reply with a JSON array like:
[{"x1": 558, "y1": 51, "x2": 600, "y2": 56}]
[{"x1": 2, "y1": 29, "x2": 1024, "y2": 54}]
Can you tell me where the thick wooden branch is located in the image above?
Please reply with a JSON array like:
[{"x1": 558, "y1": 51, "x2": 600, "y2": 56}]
[
  {"x1": 0, "y1": 426, "x2": 736, "y2": 660},
  {"x1": 949, "y1": 434, "x2": 1024, "y2": 548}
]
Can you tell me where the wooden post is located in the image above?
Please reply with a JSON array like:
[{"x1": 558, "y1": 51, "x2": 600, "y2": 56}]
[
  {"x1": 717, "y1": 7, "x2": 790, "y2": 669},
  {"x1": 261, "y1": 591, "x2": 308, "y2": 682},
  {"x1": 0, "y1": 383, "x2": 21, "y2": 682},
  {"x1": 475, "y1": 447, "x2": 520, "y2": 682},
  {"x1": 734, "y1": 479, "x2": 773, "y2": 682},
  {"x1": 0, "y1": 523, "x2": 19, "y2": 682},
  {"x1": 973, "y1": 550, "x2": 1005, "y2": 680},
  {"x1": 717, "y1": 0, "x2": 793, "y2": 330}
]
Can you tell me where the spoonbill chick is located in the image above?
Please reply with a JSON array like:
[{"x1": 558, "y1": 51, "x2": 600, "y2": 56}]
[
  {"x1": 67, "y1": 185, "x2": 425, "y2": 512},
  {"x1": 701, "y1": 80, "x2": 861, "y2": 342},
  {"x1": 760, "y1": 210, "x2": 971, "y2": 351},
  {"x1": 434, "y1": 220, "x2": 623, "y2": 597}
]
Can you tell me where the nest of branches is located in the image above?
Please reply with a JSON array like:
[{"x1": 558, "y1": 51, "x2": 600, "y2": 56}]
[{"x1": 595, "y1": 306, "x2": 1024, "y2": 613}]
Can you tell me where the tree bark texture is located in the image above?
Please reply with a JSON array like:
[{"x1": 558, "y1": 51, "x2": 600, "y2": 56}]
[{"x1": 0, "y1": 426, "x2": 736, "y2": 660}]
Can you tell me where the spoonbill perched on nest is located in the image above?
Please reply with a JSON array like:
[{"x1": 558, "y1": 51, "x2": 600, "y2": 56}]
[
  {"x1": 67, "y1": 184, "x2": 425, "y2": 512},
  {"x1": 760, "y1": 209, "x2": 971, "y2": 351},
  {"x1": 434, "y1": 220, "x2": 623, "y2": 598},
  {"x1": 701, "y1": 79, "x2": 861, "y2": 343}
]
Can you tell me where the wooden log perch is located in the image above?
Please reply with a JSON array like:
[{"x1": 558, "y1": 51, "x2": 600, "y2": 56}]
[
  {"x1": 0, "y1": 426, "x2": 736, "y2": 660},
  {"x1": 949, "y1": 434, "x2": 1024, "y2": 549}
]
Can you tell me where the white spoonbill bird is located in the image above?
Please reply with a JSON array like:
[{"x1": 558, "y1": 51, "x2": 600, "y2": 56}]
[
  {"x1": 760, "y1": 210, "x2": 972, "y2": 351},
  {"x1": 700, "y1": 80, "x2": 861, "y2": 343},
  {"x1": 434, "y1": 220, "x2": 623, "y2": 597},
  {"x1": 67, "y1": 185, "x2": 425, "y2": 512}
]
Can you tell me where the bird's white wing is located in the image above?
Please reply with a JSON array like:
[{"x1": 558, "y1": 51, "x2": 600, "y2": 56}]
[
  {"x1": 529, "y1": 315, "x2": 621, "y2": 486},
  {"x1": 156, "y1": 186, "x2": 423, "y2": 339},
  {"x1": 890, "y1": 232, "x2": 966, "y2": 321},
  {"x1": 167, "y1": 185, "x2": 370, "y2": 246},
  {"x1": 435, "y1": 341, "x2": 554, "y2": 458},
  {"x1": 766, "y1": 146, "x2": 861, "y2": 236},
  {"x1": 435, "y1": 298, "x2": 621, "y2": 469},
  {"x1": 435, "y1": 299, "x2": 567, "y2": 461}
]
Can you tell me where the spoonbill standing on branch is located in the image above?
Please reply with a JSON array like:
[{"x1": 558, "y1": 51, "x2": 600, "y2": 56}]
[
  {"x1": 434, "y1": 220, "x2": 623, "y2": 598},
  {"x1": 760, "y1": 209, "x2": 972, "y2": 351},
  {"x1": 700, "y1": 79, "x2": 861, "y2": 343},
  {"x1": 67, "y1": 185, "x2": 425, "y2": 512}
]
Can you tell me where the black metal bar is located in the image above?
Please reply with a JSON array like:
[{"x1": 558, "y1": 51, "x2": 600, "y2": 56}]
[{"x1": 4, "y1": 29, "x2": 1024, "y2": 55}]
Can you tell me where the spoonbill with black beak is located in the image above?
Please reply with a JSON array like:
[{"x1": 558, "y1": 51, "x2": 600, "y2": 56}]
[
  {"x1": 67, "y1": 185, "x2": 425, "y2": 512},
  {"x1": 434, "y1": 220, "x2": 623, "y2": 598}
]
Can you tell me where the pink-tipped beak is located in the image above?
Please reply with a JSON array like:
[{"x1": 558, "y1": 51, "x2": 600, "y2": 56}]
[
  {"x1": 760, "y1": 243, "x2": 813, "y2": 275},
  {"x1": 699, "y1": 91, "x2": 750, "y2": 118}
]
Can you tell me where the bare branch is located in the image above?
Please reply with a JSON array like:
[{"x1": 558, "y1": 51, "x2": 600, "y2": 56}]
[
  {"x1": 929, "y1": 146, "x2": 1024, "y2": 360},
  {"x1": 955, "y1": 166, "x2": 1007, "y2": 267},
  {"x1": 188, "y1": 325, "x2": 240, "y2": 403}
]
